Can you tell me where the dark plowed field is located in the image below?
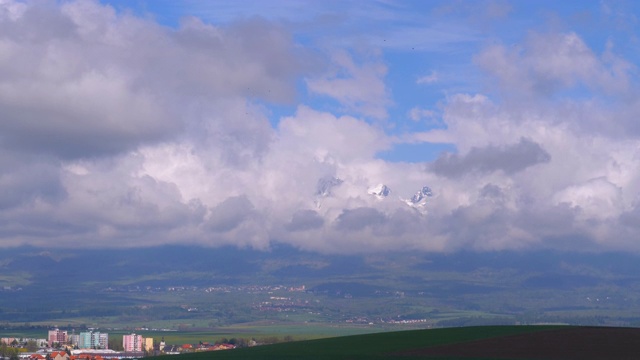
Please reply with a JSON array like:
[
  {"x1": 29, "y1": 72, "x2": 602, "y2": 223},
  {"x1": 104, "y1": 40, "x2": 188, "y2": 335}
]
[{"x1": 395, "y1": 327, "x2": 640, "y2": 359}]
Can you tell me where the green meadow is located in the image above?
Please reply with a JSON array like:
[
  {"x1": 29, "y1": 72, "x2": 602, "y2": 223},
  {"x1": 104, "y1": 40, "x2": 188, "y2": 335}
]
[
  {"x1": 115, "y1": 324, "x2": 383, "y2": 345},
  {"x1": 0, "y1": 323, "x2": 383, "y2": 346},
  {"x1": 172, "y1": 325, "x2": 562, "y2": 360}
]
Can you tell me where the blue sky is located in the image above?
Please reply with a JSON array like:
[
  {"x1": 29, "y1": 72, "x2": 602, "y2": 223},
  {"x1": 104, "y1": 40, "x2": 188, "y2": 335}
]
[
  {"x1": 96, "y1": 0, "x2": 640, "y2": 162},
  {"x1": 1, "y1": 0, "x2": 640, "y2": 253}
]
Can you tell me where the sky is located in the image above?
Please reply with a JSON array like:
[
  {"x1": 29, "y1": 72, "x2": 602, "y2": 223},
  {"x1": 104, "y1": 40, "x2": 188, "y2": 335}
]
[{"x1": 1, "y1": 0, "x2": 640, "y2": 253}]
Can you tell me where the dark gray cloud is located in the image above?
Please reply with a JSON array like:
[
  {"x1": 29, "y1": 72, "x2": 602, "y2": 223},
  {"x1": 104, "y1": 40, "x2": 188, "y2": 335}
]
[
  {"x1": 430, "y1": 138, "x2": 550, "y2": 177},
  {"x1": 0, "y1": 1, "x2": 75, "y2": 43},
  {"x1": 619, "y1": 204, "x2": 640, "y2": 229},
  {"x1": 479, "y1": 183, "x2": 504, "y2": 200},
  {"x1": 0, "y1": 108, "x2": 178, "y2": 159},
  {"x1": 0, "y1": 155, "x2": 66, "y2": 209},
  {"x1": 0, "y1": 1, "x2": 308, "y2": 159},
  {"x1": 315, "y1": 176, "x2": 343, "y2": 197},
  {"x1": 285, "y1": 210, "x2": 324, "y2": 231},
  {"x1": 207, "y1": 196, "x2": 255, "y2": 232},
  {"x1": 430, "y1": 200, "x2": 597, "y2": 252},
  {"x1": 440, "y1": 203, "x2": 512, "y2": 248},
  {"x1": 378, "y1": 208, "x2": 423, "y2": 237},
  {"x1": 335, "y1": 207, "x2": 386, "y2": 231}
]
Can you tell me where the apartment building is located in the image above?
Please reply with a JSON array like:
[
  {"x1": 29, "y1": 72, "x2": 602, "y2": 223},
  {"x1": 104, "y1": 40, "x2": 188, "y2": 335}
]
[
  {"x1": 122, "y1": 334, "x2": 143, "y2": 352},
  {"x1": 78, "y1": 331, "x2": 108, "y2": 349},
  {"x1": 47, "y1": 329, "x2": 67, "y2": 347}
]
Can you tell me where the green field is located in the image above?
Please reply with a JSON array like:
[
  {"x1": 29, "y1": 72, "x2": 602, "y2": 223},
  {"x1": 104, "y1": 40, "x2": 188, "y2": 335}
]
[
  {"x1": 0, "y1": 323, "x2": 384, "y2": 346},
  {"x1": 171, "y1": 325, "x2": 562, "y2": 360},
  {"x1": 5, "y1": 325, "x2": 637, "y2": 359},
  {"x1": 116, "y1": 324, "x2": 383, "y2": 345}
]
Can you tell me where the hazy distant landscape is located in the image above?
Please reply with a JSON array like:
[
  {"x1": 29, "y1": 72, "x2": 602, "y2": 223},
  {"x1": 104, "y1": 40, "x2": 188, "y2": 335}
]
[{"x1": 2, "y1": 245, "x2": 640, "y2": 340}]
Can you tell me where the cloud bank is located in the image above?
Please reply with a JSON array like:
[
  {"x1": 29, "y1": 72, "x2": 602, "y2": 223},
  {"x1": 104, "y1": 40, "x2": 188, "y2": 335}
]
[{"x1": 1, "y1": 0, "x2": 640, "y2": 254}]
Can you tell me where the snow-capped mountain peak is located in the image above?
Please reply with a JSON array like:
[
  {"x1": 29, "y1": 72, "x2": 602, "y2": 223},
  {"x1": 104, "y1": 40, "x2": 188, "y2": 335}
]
[
  {"x1": 410, "y1": 186, "x2": 433, "y2": 204},
  {"x1": 402, "y1": 185, "x2": 433, "y2": 212},
  {"x1": 315, "y1": 176, "x2": 343, "y2": 197},
  {"x1": 368, "y1": 184, "x2": 391, "y2": 199},
  {"x1": 314, "y1": 176, "x2": 344, "y2": 209}
]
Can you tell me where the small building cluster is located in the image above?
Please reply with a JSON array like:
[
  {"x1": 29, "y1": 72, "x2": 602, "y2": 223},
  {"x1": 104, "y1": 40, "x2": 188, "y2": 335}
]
[
  {"x1": 46, "y1": 330, "x2": 109, "y2": 350},
  {"x1": 1, "y1": 338, "x2": 48, "y2": 349},
  {"x1": 26, "y1": 350, "x2": 140, "y2": 360},
  {"x1": 2, "y1": 329, "x2": 148, "y2": 359},
  {"x1": 121, "y1": 334, "x2": 152, "y2": 352},
  {"x1": 2, "y1": 329, "x2": 240, "y2": 359}
]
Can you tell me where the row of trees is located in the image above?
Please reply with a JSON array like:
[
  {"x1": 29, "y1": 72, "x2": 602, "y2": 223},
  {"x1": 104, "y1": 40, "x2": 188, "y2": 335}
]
[
  {"x1": 1, "y1": 340, "x2": 38, "y2": 352},
  {"x1": 0, "y1": 343, "x2": 20, "y2": 360},
  {"x1": 214, "y1": 335, "x2": 295, "y2": 348}
]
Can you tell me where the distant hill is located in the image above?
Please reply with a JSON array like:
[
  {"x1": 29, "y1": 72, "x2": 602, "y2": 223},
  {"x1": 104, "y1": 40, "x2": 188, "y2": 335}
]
[
  {"x1": 3, "y1": 245, "x2": 640, "y2": 327},
  {"x1": 171, "y1": 325, "x2": 640, "y2": 360}
]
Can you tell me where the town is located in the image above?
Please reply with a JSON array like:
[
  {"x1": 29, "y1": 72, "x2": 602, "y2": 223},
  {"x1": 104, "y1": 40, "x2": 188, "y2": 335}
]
[{"x1": 0, "y1": 328, "x2": 239, "y2": 360}]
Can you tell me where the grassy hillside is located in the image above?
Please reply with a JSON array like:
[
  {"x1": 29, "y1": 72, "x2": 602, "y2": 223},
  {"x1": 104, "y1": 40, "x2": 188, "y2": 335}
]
[{"x1": 173, "y1": 325, "x2": 561, "y2": 360}]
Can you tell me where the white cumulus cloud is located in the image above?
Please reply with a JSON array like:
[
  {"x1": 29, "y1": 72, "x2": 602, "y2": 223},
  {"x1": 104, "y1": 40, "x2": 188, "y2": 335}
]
[{"x1": 2, "y1": 0, "x2": 640, "y2": 255}]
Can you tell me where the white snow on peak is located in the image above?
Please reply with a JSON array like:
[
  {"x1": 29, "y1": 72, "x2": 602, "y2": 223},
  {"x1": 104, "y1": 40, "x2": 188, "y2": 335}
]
[
  {"x1": 410, "y1": 186, "x2": 433, "y2": 204},
  {"x1": 314, "y1": 176, "x2": 343, "y2": 209},
  {"x1": 368, "y1": 184, "x2": 391, "y2": 199},
  {"x1": 402, "y1": 186, "x2": 433, "y2": 212}
]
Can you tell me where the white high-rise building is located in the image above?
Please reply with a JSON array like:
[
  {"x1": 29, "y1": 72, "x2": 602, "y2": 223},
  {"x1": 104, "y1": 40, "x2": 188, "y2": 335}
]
[
  {"x1": 98, "y1": 333, "x2": 109, "y2": 349},
  {"x1": 69, "y1": 334, "x2": 79, "y2": 347}
]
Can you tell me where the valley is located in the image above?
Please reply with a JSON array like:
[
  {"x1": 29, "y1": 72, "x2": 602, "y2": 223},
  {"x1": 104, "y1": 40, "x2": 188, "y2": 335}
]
[{"x1": 2, "y1": 245, "x2": 640, "y2": 338}]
